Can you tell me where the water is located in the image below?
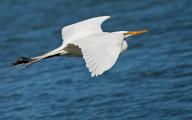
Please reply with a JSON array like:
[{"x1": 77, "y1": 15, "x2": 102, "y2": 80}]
[{"x1": 0, "y1": 0, "x2": 192, "y2": 119}]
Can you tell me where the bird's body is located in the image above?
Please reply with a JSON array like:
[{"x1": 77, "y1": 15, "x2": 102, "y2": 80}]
[{"x1": 13, "y1": 16, "x2": 147, "y2": 77}]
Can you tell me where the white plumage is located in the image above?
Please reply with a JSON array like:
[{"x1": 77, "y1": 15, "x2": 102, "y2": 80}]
[
  {"x1": 61, "y1": 16, "x2": 110, "y2": 45},
  {"x1": 72, "y1": 33, "x2": 124, "y2": 77},
  {"x1": 13, "y1": 16, "x2": 148, "y2": 77}
]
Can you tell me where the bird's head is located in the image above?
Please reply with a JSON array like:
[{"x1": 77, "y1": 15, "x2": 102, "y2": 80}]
[{"x1": 114, "y1": 30, "x2": 148, "y2": 38}]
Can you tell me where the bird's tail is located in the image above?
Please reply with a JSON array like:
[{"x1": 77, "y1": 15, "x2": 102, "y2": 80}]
[{"x1": 11, "y1": 56, "x2": 42, "y2": 66}]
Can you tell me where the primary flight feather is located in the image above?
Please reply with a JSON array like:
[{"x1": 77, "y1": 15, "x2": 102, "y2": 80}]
[{"x1": 12, "y1": 16, "x2": 148, "y2": 77}]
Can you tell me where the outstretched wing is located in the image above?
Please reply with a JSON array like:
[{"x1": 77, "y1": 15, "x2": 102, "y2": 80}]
[
  {"x1": 71, "y1": 33, "x2": 124, "y2": 77},
  {"x1": 61, "y1": 16, "x2": 110, "y2": 46}
]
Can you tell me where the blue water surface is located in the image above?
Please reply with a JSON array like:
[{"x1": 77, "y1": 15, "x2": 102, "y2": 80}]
[{"x1": 0, "y1": 0, "x2": 192, "y2": 120}]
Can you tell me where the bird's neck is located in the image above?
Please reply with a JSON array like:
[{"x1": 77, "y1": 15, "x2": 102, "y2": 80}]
[{"x1": 121, "y1": 41, "x2": 128, "y2": 54}]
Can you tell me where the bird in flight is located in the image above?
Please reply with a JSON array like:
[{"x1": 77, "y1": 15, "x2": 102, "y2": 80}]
[{"x1": 12, "y1": 16, "x2": 148, "y2": 77}]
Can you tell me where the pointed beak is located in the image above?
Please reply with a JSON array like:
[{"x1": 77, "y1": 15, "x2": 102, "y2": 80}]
[{"x1": 124, "y1": 30, "x2": 148, "y2": 36}]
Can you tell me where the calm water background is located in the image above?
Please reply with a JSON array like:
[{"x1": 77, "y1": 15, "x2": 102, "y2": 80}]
[{"x1": 0, "y1": 0, "x2": 192, "y2": 120}]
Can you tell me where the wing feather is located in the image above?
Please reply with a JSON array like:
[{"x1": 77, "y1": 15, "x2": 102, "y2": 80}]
[
  {"x1": 61, "y1": 16, "x2": 110, "y2": 46},
  {"x1": 71, "y1": 33, "x2": 124, "y2": 77}
]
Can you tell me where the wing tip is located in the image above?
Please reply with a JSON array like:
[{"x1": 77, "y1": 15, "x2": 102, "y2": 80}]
[
  {"x1": 97, "y1": 16, "x2": 111, "y2": 20},
  {"x1": 91, "y1": 73, "x2": 95, "y2": 78},
  {"x1": 91, "y1": 72, "x2": 104, "y2": 78},
  {"x1": 89, "y1": 16, "x2": 111, "y2": 23},
  {"x1": 102, "y1": 15, "x2": 111, "y2": 18}
]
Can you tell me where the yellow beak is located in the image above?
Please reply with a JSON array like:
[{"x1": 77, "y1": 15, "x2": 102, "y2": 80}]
[{"x1": 124, "y1": 30, "x2": 148, "y2": 36}]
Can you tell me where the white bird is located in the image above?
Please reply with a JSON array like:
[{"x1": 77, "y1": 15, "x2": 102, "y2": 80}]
[{"x1": 12, "y1": 16, "x2": 148, "y2": 77}]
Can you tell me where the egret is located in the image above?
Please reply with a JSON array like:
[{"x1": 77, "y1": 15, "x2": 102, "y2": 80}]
[{"x1": 12, "y1": 16, "x2": 148, "y2": 77}]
